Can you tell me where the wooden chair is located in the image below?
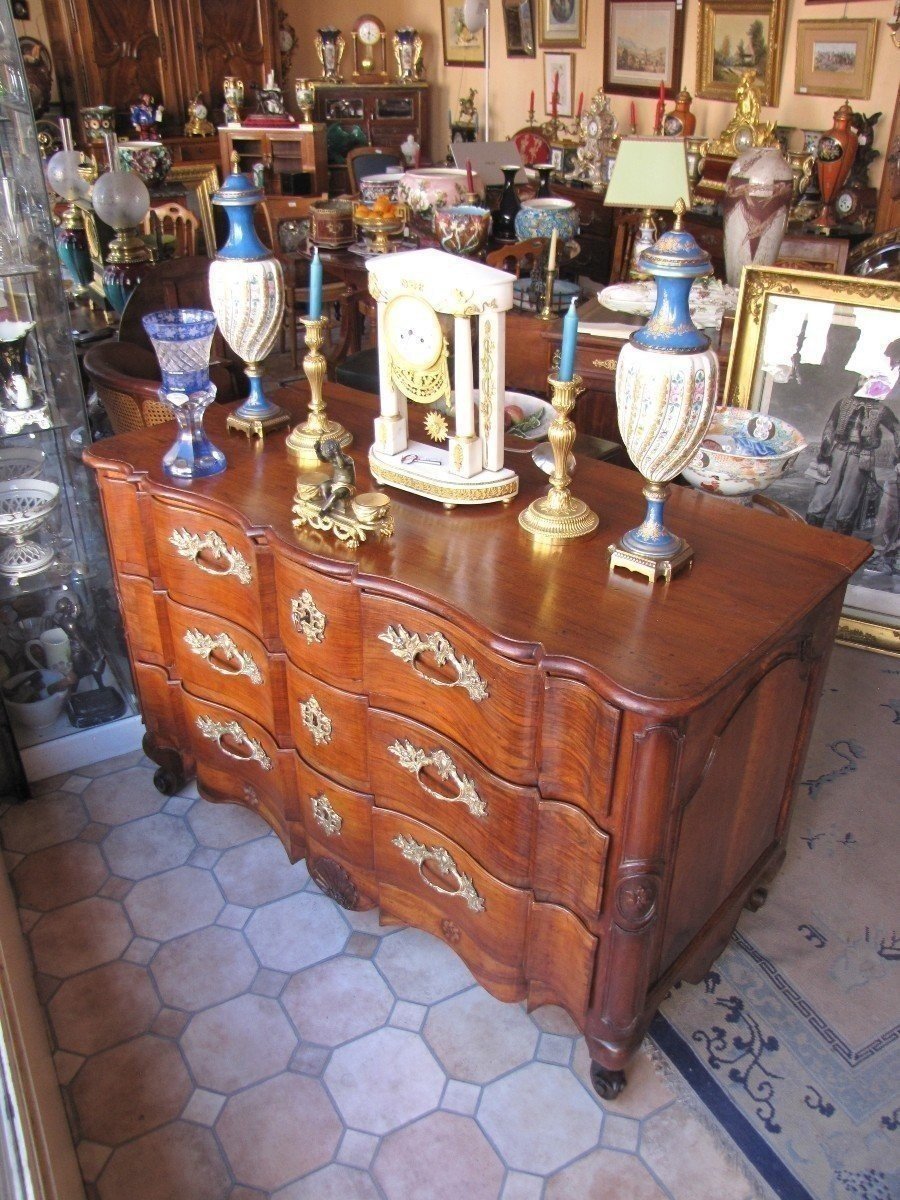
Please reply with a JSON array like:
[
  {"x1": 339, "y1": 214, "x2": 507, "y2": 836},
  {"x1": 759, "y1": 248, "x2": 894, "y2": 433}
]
[
  {"x1": 486, "y1": 238, "x2": 548, "y2": 277},
  {"x1": 510, "y1": 127, "x2": 552, "y2": 167},
  {"x1": 345, "y1": 146, "x2": 404, "y2": 195},
  {"x1": 141, "y1": 202, "x2": 200, "y2": 259}
]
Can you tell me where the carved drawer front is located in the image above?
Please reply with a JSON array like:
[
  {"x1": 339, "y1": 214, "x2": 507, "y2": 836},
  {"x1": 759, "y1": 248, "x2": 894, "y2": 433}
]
[
  {"x1": 180, "y1": 691, "x2": 300, "y2": 841},
  {"x1": 361, "y1": 595, "x2": 540, "y2": 786},
  {"x1": 168, "y1": 598, "x2": 280, "y2": 736},
  {"x1": 117, "y1": 574, "x2": 168, "y2": 670},
  {"x1": 274, "y1": 555, "x2": 362, "y2": 687},
  {"x1": 151, "y1": 501, "x2": 266, "y2": 639},
  {"x1": 296, "y1": 757, "x2": 377, "y2": 909},
  {"x1": 368, "y1": 710, "x2": 537, "y2": 890},
  {"x1": 373, "y1": 810, "x2": 531, "y2": 1001},
  {"x1": 286, "y1": 661, "x2": 368, "y2": 792}
]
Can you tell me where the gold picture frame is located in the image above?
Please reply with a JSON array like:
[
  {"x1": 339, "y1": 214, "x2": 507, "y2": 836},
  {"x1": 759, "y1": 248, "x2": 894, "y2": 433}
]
[
  {"x1": 794, "y1": 19, "x2": 878, "y2": 101},
  {"x1": 696, "y1": 0, "x2": 787, "y2": 106},
  {"x1": 167, "y1": 162, "x2": 220, "y2": 258},
  {"x1": 440, "y1": 0, "x2": 486, "y2": 66},
  {"x1": 725, "y1": 266, "x2": 900, "y2": 655},
  {"x1": 538, "y1": 0, "x2": 587, "y2": 49}
]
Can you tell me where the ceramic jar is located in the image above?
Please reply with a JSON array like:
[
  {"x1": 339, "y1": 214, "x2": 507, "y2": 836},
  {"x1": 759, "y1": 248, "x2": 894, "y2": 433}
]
[
  {"x1": 663, "y1": 91, "x2": 696, "y2": 138},
  {"x1": 514, "y1": 198, "x2": 578, "y2": 244},
  {"x1": 309, "y1": 198, "x2": 355, "y2": 247},
  {"x1": 816, "y1": 103, "x2": 858, "y2": 227},
  {"x1": 722, "y1": 146, "x2": 794, "y2": 288},
  {"x1": 116, "y1": 140, "x2": 173, "y2": 187},
  {"x1": 359, "y1": 173, "x2": 404, "y2": 206},
  {"x1": 433, "y1": 205, "x2": 492, "y2": 257},
  {"x1": 80, "y1": 105, "x2": 115, "y2": 144},
  {"x1": 295, "y1": 79, "x2": 314, "y2": 122},
  {"x1": 397, "y1": 168, "x2": 482, "y2": 220}
]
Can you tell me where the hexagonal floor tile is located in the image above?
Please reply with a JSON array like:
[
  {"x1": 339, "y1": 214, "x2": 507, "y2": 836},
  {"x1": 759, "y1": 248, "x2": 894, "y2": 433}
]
[
  {"x1": 244, "y1": 892, "x2": 348, "y2": 973},
  {"x1": 84, "y1": 766, "x2": 168, "y2": 825},
  {"x1": 214, "y1": 835, "x2": 310, "y2": 907},
  {"x1": 375, "y1": 927, "x2": 474, "y2": 1004},
  {"x1": 48, "y1": 961, "x2": 160, "y2": 1055},
  {"x1": 187, "y1": 797, "x2": 270, "y2": 849},
  {"x1": 325, "y1": 1027, "x2": 445, "y2": 1135},
  {"x1": 11, "y1": 840, "x2": 108, "y2": 910},
  {"x1": 97, "y1": 1121, "x2": 230, "y2": 1200},
  {"x1": 124, "y1": 865, "x2": 224, "y2": 941},
  {"x1": 424, "y1": 988, "x2": 538, "y2": 1084},
  {"x1": 478, "y1": 1062, "x2": 602, "y2": 1174},
  {"x1": 102, "y1": 813, "x2": 196, "y2": 880},
  {"x1": 281, "y1": 957, "x2": 393, "y2": 1046},
  {"x1": 274, "y1": 1164, "x2": 383, "y2": 1200},
  {"x1": 29, "y1": 896, "x2": 132, "y2": 978},
  {"x1": 71, "y1": 1035, "x2": 192, "y2": 1146},
  {"x1": 216, "y1": 1074, "x2": 342, "y2": 1192},
  {"x1": 373, "y1": 1111, "x2": 504, "y2": 1200},
  {"x1": 0, "y1": 794, "x2": 87, "y2": 854},
  {"x1": 181, "y1": 994, "x2": 296, "y2": 1092},
  {"x1": 545, "y1": 1147, "x2": 669, "y2": 1199},
  {"x1": 151, "y1": 926, "x2": 257, "y2": 1011}
]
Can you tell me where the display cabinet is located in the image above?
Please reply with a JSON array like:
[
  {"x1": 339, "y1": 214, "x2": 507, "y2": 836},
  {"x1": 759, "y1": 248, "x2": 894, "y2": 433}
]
[
  {"x1": 0, "y1": 7, "x2": 136, "y2": 793},
  {"x1": 312, "y1": 83, "x2": 429, "y2": 193}
]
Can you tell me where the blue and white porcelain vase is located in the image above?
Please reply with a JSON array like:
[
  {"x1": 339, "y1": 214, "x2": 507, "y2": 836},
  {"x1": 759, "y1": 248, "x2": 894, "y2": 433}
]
[
  {"x1": 208, "y1": 158, "x2": 289, "y2": 435},
  {"x1": 611, "y1": 204, "x2": 719, "y2": 582}
]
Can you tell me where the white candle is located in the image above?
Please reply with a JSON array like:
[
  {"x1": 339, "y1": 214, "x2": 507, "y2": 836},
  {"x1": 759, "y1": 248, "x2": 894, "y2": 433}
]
[
  {"x1": 266, "y1": 70, "x2": 275, "y2": 90},
  {"x1": 548, "y1": 228, "x2": 558, "y2": 272}
]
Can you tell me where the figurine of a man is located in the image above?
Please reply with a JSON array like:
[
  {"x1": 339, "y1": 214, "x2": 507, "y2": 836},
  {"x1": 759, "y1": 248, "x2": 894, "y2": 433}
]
[
  {"x1": 130, "y1": 93, "x2": 163, "y2": 140},
  {"x1": 315, "y1": 438, "x2": 355, "y2": 513}
]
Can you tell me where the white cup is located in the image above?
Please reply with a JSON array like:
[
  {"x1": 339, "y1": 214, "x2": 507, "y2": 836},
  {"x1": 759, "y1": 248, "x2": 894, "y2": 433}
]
[{"x1": 25, "y1": 627, "x2": 72, "y2": 674}]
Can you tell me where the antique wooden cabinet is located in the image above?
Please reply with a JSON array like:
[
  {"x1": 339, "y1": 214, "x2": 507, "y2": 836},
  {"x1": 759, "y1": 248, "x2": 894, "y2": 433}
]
[
  {"x1": 218, "y1": 126, "x2": 328, "y2": 196},
  {"x1": 84, "y1": 385, "x2": 867, "y2": 1097},
  {"x1": 312, "y1": 83, "x2": 429, "y2": 193}
]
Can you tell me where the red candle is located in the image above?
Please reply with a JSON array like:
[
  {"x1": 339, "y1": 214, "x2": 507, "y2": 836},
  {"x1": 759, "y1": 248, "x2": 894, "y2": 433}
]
[
  {"x1": 529, "y1": 89, "x2": 535, "y2": 113},
  {"x1": 655, "y1": 79, "x2": 666, "y2": 134},
  {"x1": 466, "y1": 158, "x2": 474, "y2": 192},
  {"x1": 576, "y1": 92, "x2": 583, "y2": 119},
  {"x1": 552, "y1": 71, "x2": 559, "y2": 118},
  {"x1": 630, "y1": 100, "x2": 637, "y2": 130}
]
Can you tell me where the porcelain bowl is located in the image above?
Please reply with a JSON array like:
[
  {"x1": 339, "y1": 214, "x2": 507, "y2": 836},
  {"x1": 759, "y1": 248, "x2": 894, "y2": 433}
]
[
  {"x1": 682, "y1": 407, "x2": 806, "y2": 497},
  {"x1": 397, "y1": 168, "x2": 483, "y2": 219},
  {"x1": 359, "y1": 173, "x2": 404, "y2": 206},
  {"x1": 514, "y1": 198, "x2": 579, "y2": 243},
  {"x1": 433, "y1": 205, "x2": 492, "y2": 257},
  {"x1": 116, "y1": 140, "x2": 173, "y2": 187},
  {"x1": 0, "y1": 446, "x2": 44, "y2": 482},
  {"x1": 2, "y1": 668, "x2": 69, "y2": 730}
]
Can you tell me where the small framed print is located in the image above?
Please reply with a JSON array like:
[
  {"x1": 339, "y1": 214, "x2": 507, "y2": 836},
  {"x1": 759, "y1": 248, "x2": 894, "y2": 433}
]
[
  {"x1": 544, "y1": 51, "x2": 574, "y2": 116},
  {"x1": 603, "y1": 0, "x2": 685, "y2": 98},
  {"x1": 504, "y1": 0, "x2": 536, "y2": 57},
  {"x1": 440, "y1": 0, "x2": 486, "y2": 67},
  {"x1": 794, "y1": 19, "x2": 878, "y2": 101},
  {"x1": 538, "y1": 0, "x2": 586, "y2": 49}
]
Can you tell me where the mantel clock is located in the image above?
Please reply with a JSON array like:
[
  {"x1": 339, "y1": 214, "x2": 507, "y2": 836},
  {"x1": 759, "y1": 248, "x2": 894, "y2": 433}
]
[{"x1": 352, "y1": 14, "x2": 389, "y2": 82}]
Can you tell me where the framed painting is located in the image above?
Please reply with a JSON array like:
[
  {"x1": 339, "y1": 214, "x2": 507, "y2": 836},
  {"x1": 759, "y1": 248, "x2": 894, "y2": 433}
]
[
  {"x1": 544, "y1": 51, "x2": 574, "y2": 116},
  {"x1": 795, "y1": 19, "x2": 878, "y2": 101},
  {"x1": 538, "y1": 0, "x2": 586, "y2": 49},
  {"x1": 602, "y1": 0, "x2": 685, "y2": 98},
  {"x1": 724, "y1": 266, "x2": 900, "y2": 655},
  {"x1": 504, "y1": 0, "x2": 536, "y2": 57},
  {"x1": 440, "y1": 0, "x2": 486, "y2": 67},
  {"x1": 696, "y1": 0, "x2": 787, "y2": 106}
]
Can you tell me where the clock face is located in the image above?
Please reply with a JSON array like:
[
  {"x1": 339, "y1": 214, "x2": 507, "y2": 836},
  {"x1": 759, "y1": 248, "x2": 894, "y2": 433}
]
[
  {"x1": 357, "y1": 17, "x2": 382, "y2": 44},
  {"x1": 586, "y1": 118, "x2": 599, "y2": 138},
  {"x1": 384, "y1": 296, "x2": 444, "y2": 371},
  {"x1": 835, "y1": 188, "x2": 857, "y2": 218}
]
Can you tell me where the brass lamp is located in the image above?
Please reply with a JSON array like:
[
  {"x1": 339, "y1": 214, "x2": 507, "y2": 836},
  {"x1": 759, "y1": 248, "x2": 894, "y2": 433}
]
[{"x1": 603, "y1": 137, "x2": 693, "y2": 279}]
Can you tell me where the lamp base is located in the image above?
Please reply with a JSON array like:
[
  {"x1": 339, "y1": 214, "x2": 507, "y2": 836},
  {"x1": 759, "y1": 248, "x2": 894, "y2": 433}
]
[
  {"x1": 518, "y1": 493, "x2": 598, "y2": 542},
  {"x1": 226, "y1": 408, "x2": 291, "y2": 439},
  {"x1": 608, "y1": 537, "x2": 693, "y2": 584},
  {"x1": 608, "y1": 480, "x2": 693, "y2": 583}
]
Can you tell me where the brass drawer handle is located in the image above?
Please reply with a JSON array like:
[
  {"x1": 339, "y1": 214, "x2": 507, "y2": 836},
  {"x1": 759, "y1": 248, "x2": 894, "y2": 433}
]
[
  {"x1": 592, "y1": 357, "x2": 618, "y2": 372},
  {"x1": 388, "y1": 739, "x2": 486, "y2": 817},
  {"x1": 183, "y1": 629, "x2": 262, "y2": 684},
  {"x1": 170, "y1": 528, "x2": 252, "y2": 585},
  {"x1": 291, "y1": 589, "x2": 327, "y2": 644},
  {"x1": 196, "y1": 714, "x2": 272, "y2": 770},
  {"x1": 377, "y1": 624, "x2": 488, "y2": 702},
  {"x1": 392, "y1": 834, "x2": 485, "y2": 912},
  {"x1": 311, "y1": 793, "x2": 342, "y2": 836},
  {"x1": 300, "y1": 695, "x2": 333, "y2": 746}
]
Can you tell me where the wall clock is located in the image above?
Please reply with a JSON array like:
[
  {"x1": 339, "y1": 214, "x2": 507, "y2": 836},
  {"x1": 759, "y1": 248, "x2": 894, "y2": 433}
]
[{"x1": 352, "y1": 14, "x2": 389, "y2": 82}]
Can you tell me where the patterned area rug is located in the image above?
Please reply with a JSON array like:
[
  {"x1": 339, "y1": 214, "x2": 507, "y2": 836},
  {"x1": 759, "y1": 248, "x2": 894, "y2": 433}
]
[{"x1": 653, "y1": 645, "x2": 899, "y2": 1200}]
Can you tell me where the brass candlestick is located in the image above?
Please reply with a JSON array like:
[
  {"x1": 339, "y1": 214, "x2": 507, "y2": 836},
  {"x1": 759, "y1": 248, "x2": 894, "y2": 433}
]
[
  {"x1": 518, "y1": 371, "x2": 598, "y2": 542},
  {"x1": 285, "y1": 316, "x2": 353, "y2": 465},
  {"x1": 539, "y1": 265, "x2": 557, "y2": 321}
]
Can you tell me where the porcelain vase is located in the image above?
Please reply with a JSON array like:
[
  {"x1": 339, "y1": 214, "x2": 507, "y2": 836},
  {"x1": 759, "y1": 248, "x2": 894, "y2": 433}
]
[
  {"x1": 0, "y1": 322, "x2": 35, "y2": 410},
  {"x1": 493, "y1": 165, "x2": 521, "y2": 243},
  {"x1": 816, "y1": 103, "x2": 858, "y2": 228},
  {"x1": 722, "y1": 146, "x2": 794, "y2": 288}
]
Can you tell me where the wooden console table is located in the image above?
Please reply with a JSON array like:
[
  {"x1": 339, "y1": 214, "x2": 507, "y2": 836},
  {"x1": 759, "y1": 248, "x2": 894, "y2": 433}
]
[{"x1": 85, "y1": 385, "x2": 866, "y2": 1098}]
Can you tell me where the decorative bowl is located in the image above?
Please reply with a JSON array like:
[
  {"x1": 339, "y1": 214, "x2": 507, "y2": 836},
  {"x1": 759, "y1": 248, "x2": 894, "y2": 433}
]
[
  {"x1": 354, "y1": 211, "x2": 405, "y2": 254},
  {"x1": 397, "y1": 168, "x2": 483, "y2": 220},
  {"x1": 116, "y1": 140, "x2": 173, "y2": 187},
  {"x1": 0, "y1": 478, "x2": 60, "y2": 537},
  {"x1": 310, "y1": 198, "x2": 355, "y2": 248},
  {"x1": 2, "y1": 668, "x2": 69, "y2": 730},
  {"x1": 682, "y1": 407, "x2": 806, "y2": 497},
  {"x1": 514, "y1": 198, "x2": 579, "y2": 243},
  {"x1": 433, "y1": 205, "x2": 492, "y2": 257},
  {"x1": 502, "y1": 393, "x2": 555, "y2": 453},
  {"x1": 0, "y1": 446, "x2": 45, "y2": 482},
  {"x1": 80, "y1": 104, "x2": 115, "y2": 144},
  {"x1": 359, "y1": 173, "x2": 404, "y2": 206}
]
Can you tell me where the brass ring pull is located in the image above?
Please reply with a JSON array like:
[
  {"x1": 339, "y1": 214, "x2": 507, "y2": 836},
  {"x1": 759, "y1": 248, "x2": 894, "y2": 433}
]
[
  {"x1": 183, "y1": 629, "x2": 262, "y2": 684},
  {"x1": 377, "y1": 624, "x2": 488, "y2": 702},
  {"x1": 196, "y1": 714, "x2": 272, "y2": 770},
  {"x1": 169, "y1": 528, "x2": 252, "y2": 585},
  {"x1": 392, "y1": 833, "x2": 484, "y2": 912},
  {"x1": 388, "y1": 739, "x2": 486, "y2": 817}
]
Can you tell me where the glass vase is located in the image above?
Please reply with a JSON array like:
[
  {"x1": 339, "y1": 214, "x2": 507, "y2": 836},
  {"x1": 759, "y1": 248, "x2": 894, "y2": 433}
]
[
  {"x1": 493, "y1": 165, "x2": 521, "y2": 243},
  {"x1": 142, "y1": 309, "x2": 226, "y2": 479}
]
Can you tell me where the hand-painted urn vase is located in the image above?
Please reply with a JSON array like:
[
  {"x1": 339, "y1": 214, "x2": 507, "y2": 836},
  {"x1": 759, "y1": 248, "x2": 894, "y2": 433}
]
[
  {"x1": 722, "y1": 146, "x2": 794, "y2": 287},
  {"x1": 514, "y1": 197, "x2": 578, "y2": 244}
]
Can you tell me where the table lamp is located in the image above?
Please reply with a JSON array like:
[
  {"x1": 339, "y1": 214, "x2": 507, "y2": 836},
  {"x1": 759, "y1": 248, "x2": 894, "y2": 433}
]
[
  {"x1": 604, "y1": 137, "x2": 693, "y2": 279},
  {"x1": 90, "y1": 134, "x2": 152, "y2": 314}
]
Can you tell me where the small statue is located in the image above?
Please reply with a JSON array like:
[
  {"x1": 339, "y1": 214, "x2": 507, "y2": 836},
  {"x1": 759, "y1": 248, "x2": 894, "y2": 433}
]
[
  {"x1": 130, "y1": 93, "x2": 163, "y2": 140},
  {"x1": 458, "y1": 89, "x2": 478, "y2": 127},
  {"x1": 314, "y1": 437, "x2": 356, "y2": 514},
  {"x1": 252, "y1": 81, "x2": 288, "y2": 118},
  {"x1": 184, "y1": 92, "x2": 214, "y2": 137},
  {"x1": 292, "y1": 437, "x2": 392, "y2": 547}
]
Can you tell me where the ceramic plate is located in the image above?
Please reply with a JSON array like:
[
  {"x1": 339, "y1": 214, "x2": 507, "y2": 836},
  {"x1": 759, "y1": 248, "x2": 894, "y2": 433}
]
[{"x1": 503, "y1": 393, "x2": 554, "y2": 452}]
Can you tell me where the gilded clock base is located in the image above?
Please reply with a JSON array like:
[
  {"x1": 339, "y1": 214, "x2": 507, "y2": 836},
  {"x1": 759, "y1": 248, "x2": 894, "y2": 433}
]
[
  {"x1": 518, "y1": 494, "x2": 598, "y2": 542},
  {"x1": 608, "y1": 540, "x2": 693, "y2": 584},
  {"x1": 369, "y1": 446, "x2": 519, "y2": 507}
]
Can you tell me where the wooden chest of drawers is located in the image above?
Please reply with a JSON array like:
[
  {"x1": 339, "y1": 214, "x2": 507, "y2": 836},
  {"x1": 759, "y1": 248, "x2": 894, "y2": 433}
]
[{"x1": 85, "y1": 384, "x2": 867, "y2": 1098}]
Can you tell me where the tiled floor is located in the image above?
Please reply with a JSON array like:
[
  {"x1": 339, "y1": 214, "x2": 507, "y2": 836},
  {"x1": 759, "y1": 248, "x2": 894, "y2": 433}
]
[{"x1": 1, "y1": 751, "x2": 767, "y2": 1200}]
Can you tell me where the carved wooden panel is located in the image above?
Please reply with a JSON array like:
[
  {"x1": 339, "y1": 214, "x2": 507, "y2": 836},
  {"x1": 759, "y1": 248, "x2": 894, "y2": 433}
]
[{"x1": 195, "y1": 0, "x2": 275, "y2": 111}]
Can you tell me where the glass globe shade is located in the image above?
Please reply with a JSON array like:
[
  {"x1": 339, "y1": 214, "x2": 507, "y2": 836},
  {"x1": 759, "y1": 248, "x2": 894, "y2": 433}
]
[
  {"x1": 92, "y1": 168, "x2": 150, "y2": 231},
  {"x1": 46, "y1": 150, "x2": 91, "y2": 202}
]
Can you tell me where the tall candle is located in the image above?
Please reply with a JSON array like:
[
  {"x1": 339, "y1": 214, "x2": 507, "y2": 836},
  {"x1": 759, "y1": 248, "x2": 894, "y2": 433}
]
[
  {"x1": 309, "y1": 246, "x2": 322, "y2": 320},
  {"x1": 466, "y1": 158, "x2": 474, "y2": 191},
  {"x1": 630, "y1": 100, "x2": 637, "y2": 131},
  {"x1": 576, "y1": 92, "x2": 583, "y2": 120},
  {"x1": 547, "y1": 228, "x2": 558, "y2": 272},
  {"x1": 655, "y1": 80, "x2": 665, "y2": 134},
  {"x1": 558, "y1": 298, "x2": 578, "y2": 383},
  {"x1": 529, "y1": 89, "x2": 535, "y2": 113}
]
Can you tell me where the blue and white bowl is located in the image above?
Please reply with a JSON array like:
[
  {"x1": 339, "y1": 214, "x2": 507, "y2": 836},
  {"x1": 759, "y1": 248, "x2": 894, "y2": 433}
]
[
  {"x1": 514, "y1": 198, "x2": 578, "y2": 243},
  {"x1": 682, "y1": 407, "x2": 806, "y2": 497}
]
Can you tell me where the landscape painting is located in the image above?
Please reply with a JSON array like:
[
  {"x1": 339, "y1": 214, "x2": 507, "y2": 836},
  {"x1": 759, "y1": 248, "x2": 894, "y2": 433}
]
[{"x1": 603, "y1": 0, "x2": 684, "y2": 97}]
